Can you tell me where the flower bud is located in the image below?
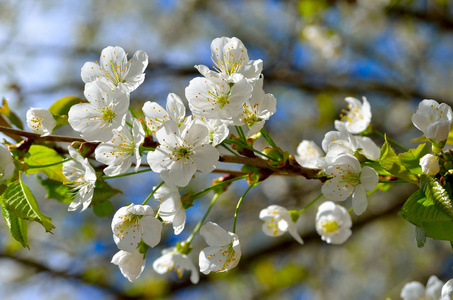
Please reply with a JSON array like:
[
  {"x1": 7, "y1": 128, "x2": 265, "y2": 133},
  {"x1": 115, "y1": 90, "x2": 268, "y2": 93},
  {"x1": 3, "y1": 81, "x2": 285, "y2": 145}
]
[{"x1": 420, "y1": 154, "x2": 440, "y2": 176}]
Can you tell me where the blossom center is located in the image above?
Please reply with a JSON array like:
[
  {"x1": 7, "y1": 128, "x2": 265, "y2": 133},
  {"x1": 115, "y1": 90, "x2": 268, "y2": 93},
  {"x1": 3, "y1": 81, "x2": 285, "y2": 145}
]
[
  {"x1": 101, "y1": 107, "x2": 117, "y2": 123},
  {"x1": 320, "y1": 220, "x2": 339, "y2": 234},
  {"x1": 173, "y1": 146, "x2": 192, "y2": 159},
  {"x1": 29, "y1": 116, "x2": 43, "y2": 130}
]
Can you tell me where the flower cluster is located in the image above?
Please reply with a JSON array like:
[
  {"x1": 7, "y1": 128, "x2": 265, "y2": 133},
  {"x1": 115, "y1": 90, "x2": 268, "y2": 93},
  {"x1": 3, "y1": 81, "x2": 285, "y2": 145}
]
[
  {"x1": 17, "y1": 34, "x2": 453, "y2": 287},
  {"x1": 401, "y1": 275, "x2": 453, "y2": 300}
]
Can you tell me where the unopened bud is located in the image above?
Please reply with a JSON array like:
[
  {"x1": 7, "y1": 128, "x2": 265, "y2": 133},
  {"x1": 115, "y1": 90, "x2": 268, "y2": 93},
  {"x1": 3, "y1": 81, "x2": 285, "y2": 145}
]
[{"x1": 420, "y1": 154, "x2": 440, "y2": 176}]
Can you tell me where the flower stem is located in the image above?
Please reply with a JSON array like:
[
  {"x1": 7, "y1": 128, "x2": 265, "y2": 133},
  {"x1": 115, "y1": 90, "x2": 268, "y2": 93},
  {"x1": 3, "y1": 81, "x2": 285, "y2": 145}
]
[
  {"x1": 235, "y1": 126, "x2": 247, "y2": 141},
  {"x1": 298, "y1": 194, "x2": 323, "y2": 214},
  {"x1": 28, "y1": 158, "x2": 73, "y2": 169},
  {"x1": 374, "y1": 129, "x2": 408, "y2": 151},
  {"x1": 103, "y1": 168, "x2": 153, "y2": 180},
  {"x1": 142, "y1": 181, "x2": 164, "y2": 205},
  {"x1": 260, "y1": 128, "x2": 278, "y2": 149},
  {"x1": 219, "y1": 143, "x2": 239, "y2": 156},
  {"x1": 223, "y1": 138, "x2": 277, "y2": 161},
  {"x1": 185, "y1": 192, "x2": 221, "y2": 244},
  {"x1": 232, "y1": 183, "x2": 257, "y2": 233},
  {"x1": 191, "y1": 175, "x2": 247, "y2": 200},
  {"x1": 129, "y1": 106, "x2": 138, "y2": 119}
]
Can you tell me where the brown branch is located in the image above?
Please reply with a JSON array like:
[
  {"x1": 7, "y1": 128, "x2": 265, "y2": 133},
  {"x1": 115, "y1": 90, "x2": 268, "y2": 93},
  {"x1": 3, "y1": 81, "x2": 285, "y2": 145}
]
[
  {"x1": 0, "y1": 126, "x2": 327, "y2": 180},
  {"x1": 0, "y1": 125, "x2": 86, "y2": 143},
  {"x1": 0, "y1": 252, "x2": 138, "y2": 300}
]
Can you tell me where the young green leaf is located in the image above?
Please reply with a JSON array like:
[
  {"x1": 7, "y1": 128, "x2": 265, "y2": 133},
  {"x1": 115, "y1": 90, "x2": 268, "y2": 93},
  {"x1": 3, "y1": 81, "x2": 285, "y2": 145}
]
[
  {"x1": 401, "y1": 189, "x2": 453, "y2": 241},
  {"x1": 92, "y1": 200, "x2": 114, "y2": 217},
  {"x1": 1, "y1": 200, "x2": 28, "y2": 248},
  {"x1": 379, "y1": 136, "x2": 418, "y2": 183},
  {"x1": 398, "y1": 143, "x2": 430, "y2": 175},
  {"x1": 415, "y1": 226, "x2": 426, "y2": 248},
  {"x1": 36, "y1": 177, "x2": 71, "y2": 204},
  {"x1": 48, "y1": 96, "x2": 85, "y2": 116},
  {"x1": 25, "y1": 145, "x2": 67, "y2": 182},
  {"x1": 2, "y1": 177, "x2": 55, "y2": 232}
]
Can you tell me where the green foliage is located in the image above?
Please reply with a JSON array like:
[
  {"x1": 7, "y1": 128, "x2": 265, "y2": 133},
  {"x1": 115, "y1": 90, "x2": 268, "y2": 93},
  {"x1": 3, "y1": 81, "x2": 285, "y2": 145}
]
[
  {"x1": 401, "y1": 176, "x2": 453, "y2": 241},
  {"x1": 379, "y1": 137, "x2": 418, "y2": 183},
  {"x1": 415, "y1": 226, "x2": 426, "y2": 248},
  {"x1": 91, "y1": 180, "x2": 122, "y2": 204},
  {"x1": 92, "y1": 200, "x2": 114, "y2": 217},
  {"x1": 1, "y1": 200, "x2": 28, "y2": 248},
  {"x1": 298, "y1": 0, "x2": 327, "y2": 18},
  {"x1": 2, "y1": 176, "x2": 55, "y2": 233},
  {"x1": 0, "y1": 98, "x2": 23, "y2": 129},
  {"x1": 48, "y1": 96, "x2": 85, "y2": 115},
  {"x1": 25, "y1": 145, "x2": 67, "y2": 182},
  {"x1": 399, "y1": 143, "x2": 430, "y2": 175},
  {"x1": 36, "y1": 177, "x2": 71, "y2": 204}
]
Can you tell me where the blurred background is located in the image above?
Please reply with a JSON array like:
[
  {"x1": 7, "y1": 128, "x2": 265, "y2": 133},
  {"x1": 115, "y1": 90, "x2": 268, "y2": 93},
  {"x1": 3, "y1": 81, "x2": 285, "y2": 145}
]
[{"x1": 1, "y1": 0, "x2": 453, "y2": 299}]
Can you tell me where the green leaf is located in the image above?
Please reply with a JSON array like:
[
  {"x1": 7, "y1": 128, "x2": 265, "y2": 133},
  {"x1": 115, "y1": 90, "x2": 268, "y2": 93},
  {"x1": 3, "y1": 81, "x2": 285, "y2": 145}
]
[
  {"x1": 92, "y1": 200, "x2": 114, "y2": 217},
  {"x1": 91, "y1": 180, "x2": 121, "y2": 205},
  {"x1": 379, "y1": 136, "x2": 418, "y2": 183},
  {"x1": 420, "y1": 175, "x2": 453, "y2": 218},
  {"x1": 398, "y1": 143, "x2": 429, "y2": 175},
  {"x1": 415, "y1": 226, "x2": 426, "y2": 248},
  {"x1": 48, "y1": 96, "x2": 85, "y2": 116},
  {"x1": 2, "y1": 177, "x2": 55, "y2": 232},
  {"x1": 401, "y1": 189, "x2": 453, "y2": 241},
  {"x1": 36, "y1": 177, "x2": 71, "y2": 204},
  {"x1": 1, "y1": 200, "x2": 28, "y2": 248},
  {"x1": 25, "y1": 145, "x2": 67, "y2": 182}
]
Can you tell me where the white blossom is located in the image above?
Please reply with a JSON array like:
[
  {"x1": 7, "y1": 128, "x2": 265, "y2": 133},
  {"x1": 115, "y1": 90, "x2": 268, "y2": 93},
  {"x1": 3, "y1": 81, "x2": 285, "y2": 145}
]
[
  {"x1": 296, "y1": 140, "x2": 324, "y2": 168},
  {"x1": 411, "y1": 99, "x2": 453, "y2": 145},
  {"x1": 26, "y1": 108, "x2": 56, "y2": 136},
  {"x1": 185, "y1": 73, "x2": 253, "y2": 122},
  {"x1": 401, "y1": 275, "x2": 444, "y2": 300},
  {"x1": 315, "y1": 201, "x2": 352, "y2": 245},
  {"x1": 441, "y1": 279, "x2": 453, "y2": 300},
  {"x1": 0, "y1": 146, "x2": 14, "y2": 182},
  {"x1": 193, "y1": 115, "x2": 229, "y2": 146},
  {"x1": 81, "y1": 46, "x2": 148, "y2": 93},
  {"x1": 68, "y1": 81, "x2": 130, "y2": 142},
  {"x1": 259, "y1": 205, "x2": 303, "y2": 244},
  {"x1": 62, "y1": 146, "x2": 96, "y2": 212},
  {"x1": 111, "y1": 204, "x2": 162, "y2": 252},
  {"x1": 237, "y1": 76, "x2": 276, "y2": 136},
  {"x1": 153, "y1": 183, "x2": 186, "y2": 235},
  {"x1": 153, "y1": 248, "x2": 199, "y2": 284},
  {"x1": 321, "y1": 153, "x2": 379, "y2": 215},
  {"x1": 147, "y1": 120, "x2": 219, "y2": 187},
  {"x1": 321, "y1": 122, "x2": 380, "y2": 162},
  {"x1": 199, "y1": 222, "x2": 241, "y2": 274},
  {"x1": 420, "y1": 154, "x2": 440, "y2": 176},
  {"x1": 95, "y1": 117, "x2": 145, "y2": 176},
  {"x1": 334, "y1": 97, "x2": 371, "y2": 134},
  {"x1": 111, "y1": 249, "x2": 146, "y2": 282},
  {"x1": 195, "y1": 37, "x2": 262, "y2": 82},
  {"x1": 142, "y1": 93, "x2": 186, "y2": 135}
]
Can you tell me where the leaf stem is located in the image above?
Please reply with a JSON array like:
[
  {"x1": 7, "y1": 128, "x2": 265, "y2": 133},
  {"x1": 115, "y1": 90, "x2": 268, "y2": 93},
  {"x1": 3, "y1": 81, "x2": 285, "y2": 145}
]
[
  {"x1": 232, "y1": 183, "x2": 257, "y2": 233},
  {"x1": 260, "y1": 128, "x2": 278, "y2": 149},
  {"x1": 185, "y1": 192, "x2": 221, "y2": 244},
  {"x1": 191, "y1": 175, "x2": 247, "y2": 200},
  {"x1": 219, "y1": 143, "x2": 239, "y2": 156},
  {"x1": 28, "y1": 158, "x2": 72, "y2": 169},
  {"x1": 142, "y1": 181, "x2": 164, "y2": 205},
  {"x1": 298, "y1": 194, "x2": 323, "y2": 214},
  {"x1": 129, "y1": 106, "x2": 138, "y2": 119},
  {"x1": 374, "y1": 129, "x2": 408, "y2": 151},
  {"x1": 103, "y1": 168, "x2": 153, "y2": 180}
]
